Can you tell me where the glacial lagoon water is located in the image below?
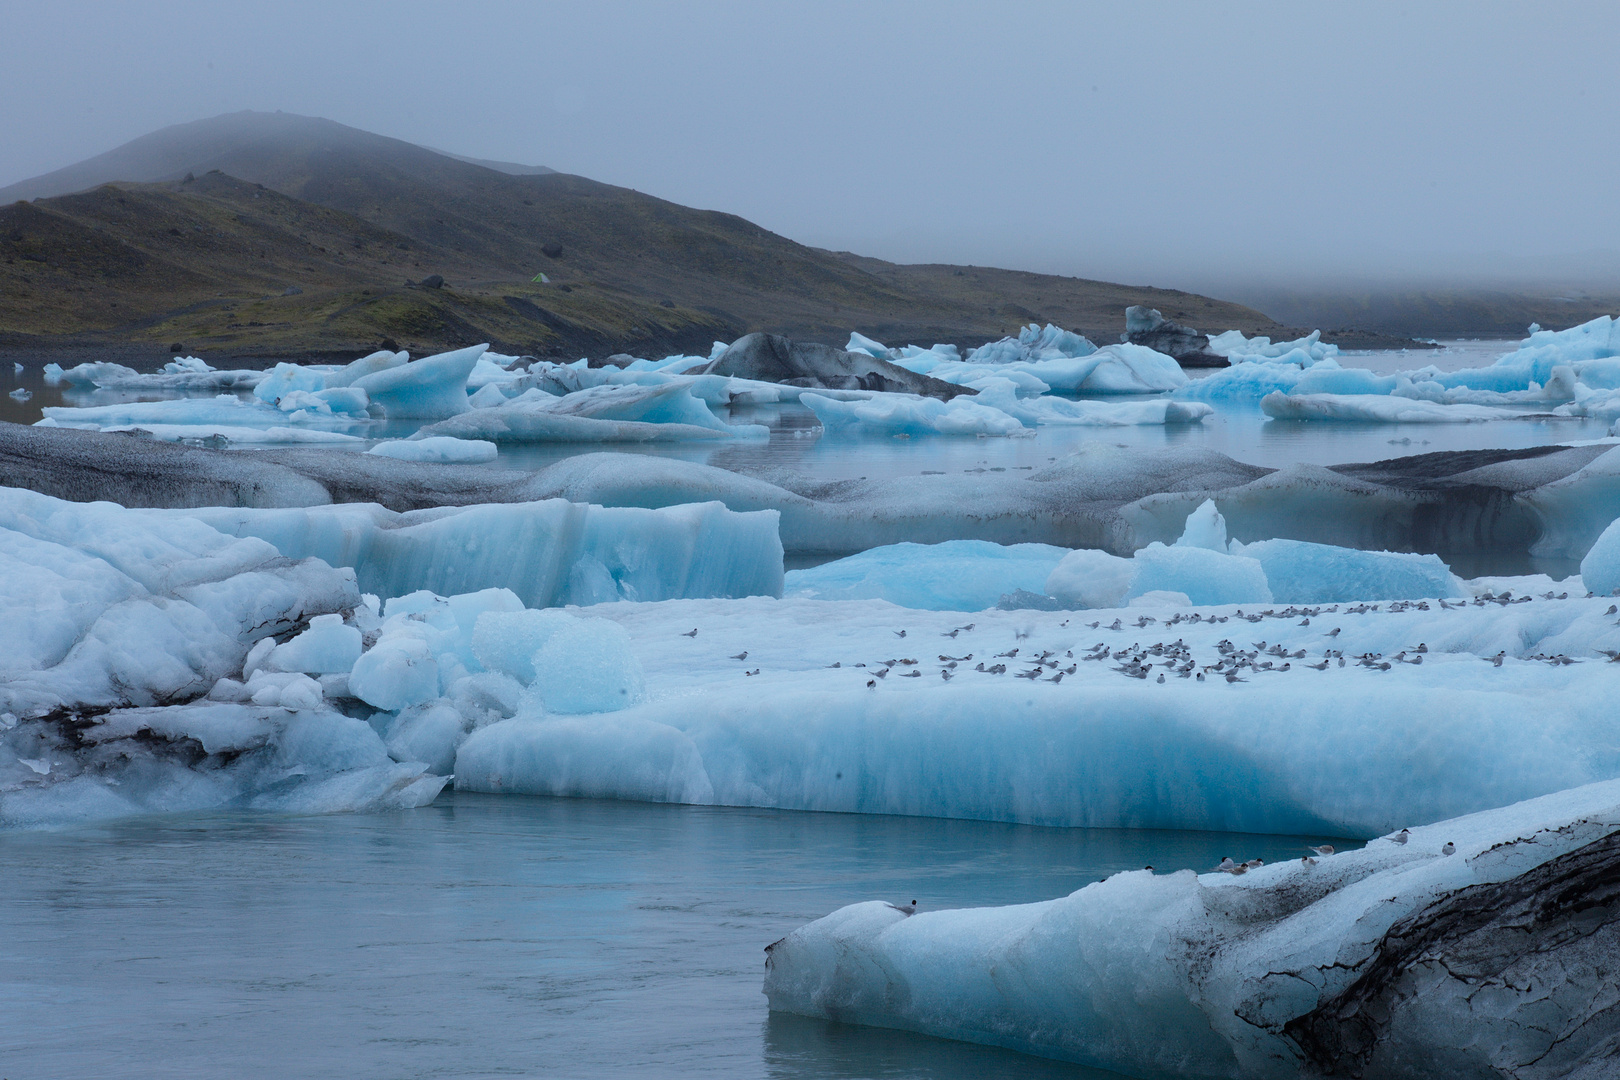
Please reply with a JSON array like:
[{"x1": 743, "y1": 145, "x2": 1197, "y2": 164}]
[
  {"x1": 0, "y1": 340, "x2": 1566, "y2": 1075},
  {"x1": 0, "y1": 792, "x2": 1355, "y2": 1079}
]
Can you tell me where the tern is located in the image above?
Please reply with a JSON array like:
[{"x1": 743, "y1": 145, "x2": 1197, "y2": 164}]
[
  {"x1": 1306, "y1": 844, "x2": 1335, "y2": 856},
  {"x1": 730, "y1": 651, "x2": 748, "y2": 661},
  {"x1": 681, "y1": 628, "x2": 698, "y2": 637},
  {"x1": 1441, "y1": 842, "x2": 1456, "y2": 856},
  {"x1": 1392, "y1": 828, "x2": 1410, "y2": 845}
]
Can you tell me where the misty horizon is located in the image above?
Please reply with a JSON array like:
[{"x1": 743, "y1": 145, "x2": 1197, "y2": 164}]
[{"x1": 4, "y1": 1, "x2": 1620, "y2": 301}]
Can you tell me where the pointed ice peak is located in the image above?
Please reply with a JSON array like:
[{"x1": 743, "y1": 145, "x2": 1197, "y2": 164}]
[{"x1": 1175, "y1": 499, "x2": 1229, "y2": 552}]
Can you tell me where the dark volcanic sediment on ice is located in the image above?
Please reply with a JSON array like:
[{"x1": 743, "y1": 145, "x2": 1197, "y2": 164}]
[{"x1": 3, "y1": 422, "x2": 1613, "y2": 568}]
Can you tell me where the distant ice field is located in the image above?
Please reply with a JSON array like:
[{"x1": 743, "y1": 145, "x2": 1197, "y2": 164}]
[{"x1": 9, "y1": 341, "x2": 1613, "y2": 478}]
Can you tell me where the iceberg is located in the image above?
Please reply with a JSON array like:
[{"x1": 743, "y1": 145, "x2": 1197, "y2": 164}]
[
  {"x1": 899, "y1": 343, "x2": 1188, "y2": 395},
  {"x1": 785, "y1": 541, "x2": 1072, "y2": 611},
  {"x1": 351, "y1": 343, "x2": 486, "y2": 419},
  {"x1": 367, "y1": 436, "x2": 498, "y2": 463},
  {"x1": 1261, "y1": 391, "x2": 1532, "y2": 423},
  {"x1": 416, "y1": 382, "x2": 768, "y2": 442},
  {"x1": 1577, "y1": 515, "x2": 1620, "y2": 595},
  {"x1": 1206, "y1": 327, "x2": 1339, "y2": 364},
  {"x1": 0, "y1": 485, "x2": 359, "y2": 717},
  {"x1": 453, "y1": 589, "x2": 1620, "y2": 836},
  {"x1": 158, "y1": 497, "x2": 785, "y2": 609},
  {"x1": 40, "y1": 394, "x2": 358, "y2": 432},
  {"x1": 1238, "y1": 537, "x2": 1463, "y2": 604},
  {"x1": 803, "y1": 383, "x2": 1210, "y2": 438},
  {"x1": 44, "y1": 359, "x2": 266, "y2": 391},
  {"x1": 99, "y1": 425, "x2": 366, "y2": 446},
  {"x1": 1, "y1": 702, "x2": 446, "y2": 828},
  {"x1": 1043, "y1": 502, "x2": 1461, "y2": 608},
  {"x1": 802, "y1": 391, "x2": 1027, "y2": 437},
  {"x1": 963, "y1": 323, "x2": 1098, "y2": 365},
  {"x1": 764, "y1": 778, "x2": 1620, "y2": 1079},
  {"x1": 0, "y1": 485, "x2": 448, "y2": 826}
]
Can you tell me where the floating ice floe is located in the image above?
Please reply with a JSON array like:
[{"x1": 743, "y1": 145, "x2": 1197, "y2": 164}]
[{"x1": 764, "y1": 777, "x2": 1620, "y2": 1078}]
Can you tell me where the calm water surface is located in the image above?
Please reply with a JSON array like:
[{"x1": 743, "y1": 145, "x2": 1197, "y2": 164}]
[{"x1": 0, "y1": 793, "x2": 1355, "y2": 1079}]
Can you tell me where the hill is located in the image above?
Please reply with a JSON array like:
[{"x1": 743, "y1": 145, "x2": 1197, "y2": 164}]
[{"x1": 1, "y1": 111, "x2": 1336, "y2": 360}]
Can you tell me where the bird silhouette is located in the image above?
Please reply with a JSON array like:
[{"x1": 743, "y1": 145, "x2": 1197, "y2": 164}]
[
  {"x1": 682, "y1": 628, "x2": 698, "y2": 637},
  {"x1": 730, "y1": 651, "x2": 748, "y2": 661}
]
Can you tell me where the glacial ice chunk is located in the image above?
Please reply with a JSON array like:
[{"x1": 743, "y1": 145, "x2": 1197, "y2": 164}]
[
  {"x1": 1578, "y1": 515, "x2": 1620, "y2": 596},
  {"x1": 1042, "y1": 548, "x2": 1135, "y2": 609},
  {"x1": 382, "y1": 700, "x2": 467, "y2": 775},
  {"x1": 802, "y1": 391, "x2": 1027, "y2": 437},
  {"x1": 1261, "y1": 391, "x2": 1526, "y2": 423},
  {"x1": 785, "y1": 540, "x2": 1072, "y2": 611},
  {"x1": 471, "y1": 608, "x2": 579, "y2": 684},
  {"x1": 348, "y1": 630, "x2": 440, "y2": 712},
  {"x1": 367, "y1": 436, "x2": 498, "y2": 463},
  {"x1": 1128, "y1": 542, "x2": 1273, "y2": 605},
  {"x1": 267, "y1": 613, "x2": 363, "y2": 675},
  {"x1": 351, "y1": 344, "x2": 487, "y2": 419},
  {"x1": 1175, "y1": 497, "x2": 1229, "y2": 550},
  {"x1": 530, "y1": 617, "x2": 645, "y2": 714},
  {"x1": 166, "y1": 498, "x2": 784, "y2": 609},
  {"x1": 1237, "y1": 538, "x2": 1463, "y2": 604}
]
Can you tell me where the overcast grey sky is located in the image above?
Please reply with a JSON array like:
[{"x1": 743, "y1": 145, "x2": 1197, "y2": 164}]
[{"x1": 3, "y1": 1, "x2": 1618, "y2": 294}]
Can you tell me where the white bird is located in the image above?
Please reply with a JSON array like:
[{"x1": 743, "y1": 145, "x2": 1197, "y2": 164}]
[
  {"x1": 1441, "y1": 842, "x2": 1456, "y2": 856},
  {"x1": 887, "y1": 899, "x2": 918, "y2": 915},
  {"x1": 1392, "y1": 828, "x2": 1410, "y2": 845},
  {"x1": 1215, "y1": 857, "x2": 1243, "y2": 874},
  {"x1": 681, "y1": 628, "x2": 698, "y2": 637},
  {"x1": 1306, "y1": 844, "x2": 1335, "y2": 856},
  {"x1": 1301, "y1": 856, "x2": 1317, "y2": 865}
]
